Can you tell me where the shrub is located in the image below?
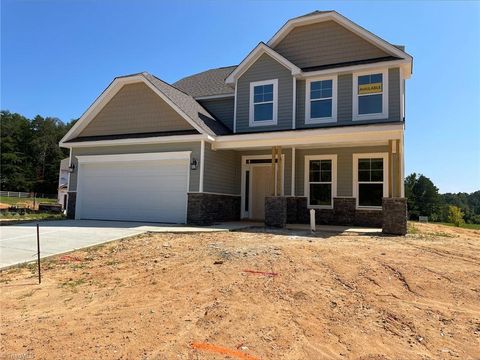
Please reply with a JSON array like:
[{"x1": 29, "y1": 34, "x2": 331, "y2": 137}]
[{"x1": 447, "y1": 205, "x2": 465, "y2": 227}]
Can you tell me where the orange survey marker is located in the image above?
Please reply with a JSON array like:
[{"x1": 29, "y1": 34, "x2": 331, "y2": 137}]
[
  {"x1": 243, "y1": 269, "x2": 278, "y2": 277},
  {"x1": 191, "y1": 342, "x2": 260, "y2": 360}
]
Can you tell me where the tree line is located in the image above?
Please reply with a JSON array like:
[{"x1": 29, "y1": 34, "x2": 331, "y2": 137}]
[
  {"x1": 1, "y1": 110, "x2": 478, "y2": 224},
  {"x1": 405, "y1": 173, "x2": 480, "y2": 225},
  {"x1": 1, "y1": 110, "x2": 75, "y2": 194}
]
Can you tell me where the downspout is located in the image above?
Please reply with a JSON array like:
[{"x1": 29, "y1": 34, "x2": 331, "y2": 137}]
[
  {"x1": 292, "y1": 77, "x2": 296, "y2": 130},
  {"x1": 233, "y1": 79, "x2": 238, "y2": 133},
  {"x1": 199, "y1": 140, "x2": 205, "y2": 192}
]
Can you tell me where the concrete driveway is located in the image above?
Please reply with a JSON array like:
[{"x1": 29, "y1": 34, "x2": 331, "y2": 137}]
[{"x1": 0, "y1": 219, "x2": 246, "y2": 269}]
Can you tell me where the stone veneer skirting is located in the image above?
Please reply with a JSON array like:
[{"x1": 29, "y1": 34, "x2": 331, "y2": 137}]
[
  {"x1": 66, "y1": 191, "x2": 77, "y2": 219},
  {"x1": 187, "y1": 193, "x2": 241, "y2": 226},
  {"x1": 283, "y1": 197, "x2": 383, "y2": 228}
]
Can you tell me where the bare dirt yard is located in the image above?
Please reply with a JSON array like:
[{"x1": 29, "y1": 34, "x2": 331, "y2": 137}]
[{"x1": 1, "y1": 222, "x2": 479, "y2": 360}]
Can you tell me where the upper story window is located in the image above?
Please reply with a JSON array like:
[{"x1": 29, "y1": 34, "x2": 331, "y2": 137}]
[
  {"x1": 249, "y1": 79, "x2": 278, "y2": 127},
  {"x1": 353, "y1": 70, "x2": 388, "y2": 121},
  {"x1": 305, "y1": 76, "x2": 337, "y2": 124}
]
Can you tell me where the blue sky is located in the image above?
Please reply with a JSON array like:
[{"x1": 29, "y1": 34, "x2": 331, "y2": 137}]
[{"x1": 1, "y1": 1, "x2": 479, "y2": 193}]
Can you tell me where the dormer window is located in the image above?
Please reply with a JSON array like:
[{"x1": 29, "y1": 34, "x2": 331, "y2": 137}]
[
  {"x1": 353, "y1": 69, "x2": 388, "y2": 120},
  {"x1": 305, "y1": 76, "x2": 337, "y2": 124},
  {"x1": 249, "y1": 79, "x2": 278, "y2": 126}
]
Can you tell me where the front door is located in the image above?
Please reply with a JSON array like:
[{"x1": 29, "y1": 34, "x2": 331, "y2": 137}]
[{"x1": 250, "y1": 166, "x2": 273, "y2": 220}]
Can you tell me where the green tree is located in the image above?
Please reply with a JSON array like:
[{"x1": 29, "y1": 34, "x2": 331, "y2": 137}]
[
  {"x1": 405, "y1": 173, "x2": 441, "y2": 220},
  {"x1": 447, "y1": 205, "x2": 464, "y2": 227},
  {"x1": 1, "y1": 110, "x2": 74, "y2": 194},
  {"x1": 0, "y1": 111, "x2": 34, "y2": 191},
  {"x1": 29, "y1": 115, "x2": 70, "y2": 194}
]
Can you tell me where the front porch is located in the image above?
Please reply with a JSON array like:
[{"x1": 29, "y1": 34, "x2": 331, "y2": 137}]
[{"x1": 187, "y1": 124, "x2": 407, "y2": 235}]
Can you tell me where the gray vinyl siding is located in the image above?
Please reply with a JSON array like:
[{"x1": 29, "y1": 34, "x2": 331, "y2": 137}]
[
  {"x1": 295, "y1": 145, "x2": 389, "y2": 197},
  {"x1": 79, "y1": 83, "x2": 194, "y2": 137},
  {"x1": 388, "y1": 68, "x2": 401, "y2": 122},
  {"x1": 198, "y1": 98, "x2": 235, "y2": 131},
  {"x1": 273, "y1": 20, "x2": 389, "y2": 69},
  {"x1": 203, "y1": 143, "x2": 240, "y2": 195},
  {"x1": 295, "y1": 79, "x2": 305, "y2": 127},
  {"x1": 338, "y1": 74, "x2": 353, "y2": 122},
  {"x1": 69, "y1": 142, "x2": 201, "y2": 192},
  {"x1": 236, "y1": 54, "x2": 293, "y2": 133},
  {"x1": 296, "y1": 68, "x2": 401, "y2": 128}
]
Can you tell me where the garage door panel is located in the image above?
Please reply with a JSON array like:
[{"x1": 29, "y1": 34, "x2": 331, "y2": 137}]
[{"x1": 77, "y1": 158, "x2": 188, "y2": 223}]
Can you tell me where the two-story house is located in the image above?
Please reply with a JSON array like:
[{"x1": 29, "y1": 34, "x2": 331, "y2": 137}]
[{"x1": 59, "y1": 11, "x2": 412, "y2": 234}]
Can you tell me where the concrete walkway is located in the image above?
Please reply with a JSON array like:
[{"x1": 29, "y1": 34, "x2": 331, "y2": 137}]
[{"x1": 0, "y1": 220, "x2": 255, "y2": 269}]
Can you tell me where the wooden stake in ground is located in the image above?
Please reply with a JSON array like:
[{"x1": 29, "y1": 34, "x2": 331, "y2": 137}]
[{"x1": 36, "y1": 223, "x2": 41, "y2": 284}]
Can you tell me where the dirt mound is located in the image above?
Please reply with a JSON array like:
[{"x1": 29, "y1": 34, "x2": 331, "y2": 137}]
[{"x1": 1, "y1": 223, "x2": 479, "y2": 359}]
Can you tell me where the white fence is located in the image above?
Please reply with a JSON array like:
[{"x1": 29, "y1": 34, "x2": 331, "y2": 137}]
[{"x1": 0, "y1": 191, "x2": 57, "y2": 199}]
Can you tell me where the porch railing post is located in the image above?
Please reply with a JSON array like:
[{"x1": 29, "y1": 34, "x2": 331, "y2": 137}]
[{"x1": 277, "y1": 146, "x2": 282, "y2": 196}]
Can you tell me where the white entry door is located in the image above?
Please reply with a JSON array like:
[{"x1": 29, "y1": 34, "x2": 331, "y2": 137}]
[{"x1": 75, "y1": 152, "x2": 190, "y2": 223}]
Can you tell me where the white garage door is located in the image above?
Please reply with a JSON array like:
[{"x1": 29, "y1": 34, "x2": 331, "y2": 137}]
[{"x1": 76, "y1": 152, "x2": 190, "y2": 223}]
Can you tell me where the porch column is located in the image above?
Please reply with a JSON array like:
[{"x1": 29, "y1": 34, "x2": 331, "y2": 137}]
[
  {"x1": 388, "y1": 139, "x2": 402, "y2": 198},
  {"x1": 266, "y1": 146, "x2": 286, "y2": 228},
  {"x1": 291, "y1": 147, "x2": 296, "y2": 196},
  {"x1": 270, "y1": 146, "x2": 283, "y2": 196},
  {"x1": 271, "y1": 147, "x2": 276, "y2": 195},
  {"x1": 277, "y1": 146, "x2": 283, "y2": 195},
  {"x1": 383, "y1": 139, "x2": 407, "y2": 235}
]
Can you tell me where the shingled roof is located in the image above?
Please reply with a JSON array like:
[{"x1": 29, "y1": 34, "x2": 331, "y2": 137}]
[
  {"x1": 143, "y1": 72, "x2": 231, "y2": 135},
  {"x1": 173, "y1": 66, "x2": 236, "y2": 98}
]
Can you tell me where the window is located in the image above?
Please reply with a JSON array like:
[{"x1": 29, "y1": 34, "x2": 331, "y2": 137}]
[
  {"x1": 353, "y1": 153, "x2": 388, "y2": 208},
  {"x1": 353, "y1": 70, "x2": 388, "y2": 120},
  {"x1": 305, "y1": 77, "x2": 337, "y2": 124},
  {"x1": 305, "y1": 155, "x2": 337, "y2": 208},
  {"x1": 249, "y1": 79, "x2": 278, "y2": 126}
]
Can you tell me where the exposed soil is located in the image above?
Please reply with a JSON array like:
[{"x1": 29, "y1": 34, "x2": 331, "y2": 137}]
[{"x1": 1, "y1": 223, "x2": 479, "y2": 359}]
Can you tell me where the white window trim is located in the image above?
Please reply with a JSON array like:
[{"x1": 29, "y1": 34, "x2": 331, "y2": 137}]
[
  {"x1": 352, "y1": 153, "x2": 388, "y2": 210},
  {"x1": 304, "y1": 155, "x2": 337, "y2": 209},
  {"x1": 305, "y1": 75, "x2": 337, "y2": 124},
  {"x1": 249, "y1": 79, "x2": 278, "y2": 127},
  {"x1": 352, "y1": 69, "x2": 389, "y2": 121}
]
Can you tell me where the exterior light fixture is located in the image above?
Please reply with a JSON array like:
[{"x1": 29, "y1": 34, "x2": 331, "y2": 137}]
[{"x1": 190, "y1": 159, "x2": 198, "y2": 170}]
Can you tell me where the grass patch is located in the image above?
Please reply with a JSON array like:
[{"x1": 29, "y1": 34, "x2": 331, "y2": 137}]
[
  {"x1": 0, "y1": 196, "x2": 57, "y2": 205},
  {"x1": 436, "y1": 222, "x2": 480, "y2": 230},
  {"x1": 60, "y1": 278, "x2": 86, "y2": 291},
  {"x1": 0, "y1": 212, "x2": 65, "y2": 222},
  {"x1": 407, "y1": 222, "x2": 419, "y2": 234},
  {"x1": 408, "y1": 222, "x2": 456, "y2": 238}
]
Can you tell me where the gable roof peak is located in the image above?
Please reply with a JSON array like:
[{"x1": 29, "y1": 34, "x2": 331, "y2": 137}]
[
  {"x1": 293, "y1": 10, "x2": 335, "y2": 19},
  {"x1": 268, "y1": 10, "x2": 412, "y2": 62},
  {"x1": 225, "y1": 42, "x2": 301, "y2": 84}
]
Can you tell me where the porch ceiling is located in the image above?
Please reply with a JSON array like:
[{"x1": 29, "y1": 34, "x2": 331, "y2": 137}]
[{"x1": 212, "y1": 123, "x2": 403, "y2": 150}]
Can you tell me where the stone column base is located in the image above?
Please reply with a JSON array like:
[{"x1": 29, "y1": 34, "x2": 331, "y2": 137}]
[
  {"x1": 382, "y1": 197, "x2": 407, "y2": 235},
  {"x1": 265, "y1": 196, "x2": 287, "y2": 228}
]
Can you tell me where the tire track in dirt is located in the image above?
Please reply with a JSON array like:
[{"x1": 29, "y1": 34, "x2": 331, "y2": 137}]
[{"x1": 404, "y1": 242, "x2": 480, "y2": 265}]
